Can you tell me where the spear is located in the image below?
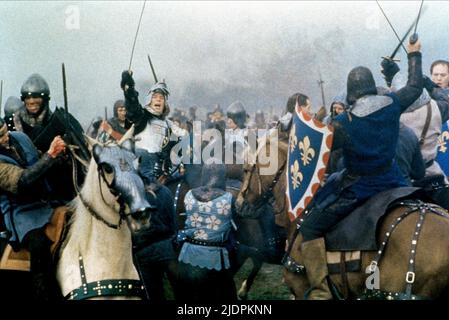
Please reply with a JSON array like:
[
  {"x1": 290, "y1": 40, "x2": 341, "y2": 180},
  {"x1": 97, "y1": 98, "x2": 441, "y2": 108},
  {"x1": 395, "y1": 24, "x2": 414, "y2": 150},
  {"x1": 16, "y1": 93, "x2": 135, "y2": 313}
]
[
  {"x1": 62, "y1": 63, "x2": 69, "y2": 130},
  {"x1": 317, "y1": 70, "x2": 326, "y2": 108}
]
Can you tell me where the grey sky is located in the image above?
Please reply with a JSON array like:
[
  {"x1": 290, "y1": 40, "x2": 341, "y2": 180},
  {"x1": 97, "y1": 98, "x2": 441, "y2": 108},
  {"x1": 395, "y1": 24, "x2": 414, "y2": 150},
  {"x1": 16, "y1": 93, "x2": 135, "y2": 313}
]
[{"x1": 1, "y1": 1, "x2": 448, "y2": 126}]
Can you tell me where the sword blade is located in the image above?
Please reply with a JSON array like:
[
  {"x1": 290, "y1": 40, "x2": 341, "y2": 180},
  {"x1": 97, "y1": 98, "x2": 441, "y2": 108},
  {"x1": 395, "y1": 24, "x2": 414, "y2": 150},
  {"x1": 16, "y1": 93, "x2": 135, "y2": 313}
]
[
  {"x1": 376, "y1": 0, "x2": 408, "y2": 55},
  {"x1": 128, "y1": 1, "x2": 147, "y2": 71},
  {"x1": 390, "y1": 4, "x2": 427, "y2": 59},
  {"x1": 147, "y1": 53, "x2": 159, "y2": 83}
]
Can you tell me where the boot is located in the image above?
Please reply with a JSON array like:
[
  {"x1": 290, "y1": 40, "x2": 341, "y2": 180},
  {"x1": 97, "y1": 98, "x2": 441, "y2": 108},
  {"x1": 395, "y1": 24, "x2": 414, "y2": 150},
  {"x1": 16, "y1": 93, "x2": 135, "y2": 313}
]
[{"x1": 301, "y1": 237, "x2": 333, "y2": 300}]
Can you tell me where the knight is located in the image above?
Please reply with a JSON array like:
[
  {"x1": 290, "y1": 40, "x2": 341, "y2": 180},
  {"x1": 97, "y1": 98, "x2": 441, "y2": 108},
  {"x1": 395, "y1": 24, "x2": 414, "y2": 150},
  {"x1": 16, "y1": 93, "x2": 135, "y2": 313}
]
[
  {"x1": 296, "y1": 39, "x2": 423, "y2": 299},
  {"x1": 0, "y1": 117, "x2": 66, "y2": 300},
  {"x1": 13, "y1": 73, "x2": 88, "y2": 202},
  {"x1": 14, "y1": 74, "x2": 53, "y2": 142},
  {"x1": 3, "y1": 96, "x2": 23, "y2": 131},
  {"x1": 120, "y1": 71, "x2": 187, "y2": 184}
]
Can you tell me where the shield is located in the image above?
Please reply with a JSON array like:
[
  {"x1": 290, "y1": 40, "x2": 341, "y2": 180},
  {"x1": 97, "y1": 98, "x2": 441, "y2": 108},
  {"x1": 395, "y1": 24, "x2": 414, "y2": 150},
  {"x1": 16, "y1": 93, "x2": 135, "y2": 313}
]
[
  {"x1": 436, "y1": 120, "x2": 449, "y2": 177},
  {"x1": 286, "y1": 107, "x2": 333, "y2": 222}
]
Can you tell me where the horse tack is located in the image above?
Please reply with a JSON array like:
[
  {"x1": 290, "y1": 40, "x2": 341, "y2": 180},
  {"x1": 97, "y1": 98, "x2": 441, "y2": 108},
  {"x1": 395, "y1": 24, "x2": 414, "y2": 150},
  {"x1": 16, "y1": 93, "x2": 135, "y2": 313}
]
[
  {"x1": 65, "y1": 254, "x2": 145, "y2": 300},
  {"x1": 361, "y1": 200, "x2": 449, "y2": 300}
]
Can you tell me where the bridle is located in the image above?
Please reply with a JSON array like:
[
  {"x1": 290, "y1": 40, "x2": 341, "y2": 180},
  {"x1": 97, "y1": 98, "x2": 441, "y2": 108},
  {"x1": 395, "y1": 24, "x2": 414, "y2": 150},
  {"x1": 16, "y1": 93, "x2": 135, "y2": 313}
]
[
  {"x1": 239, "y1": 157, "x2": 287, "y2": 212},
  {"x1": 72, "y1": 153, "x2": 130, "y2": 230}
]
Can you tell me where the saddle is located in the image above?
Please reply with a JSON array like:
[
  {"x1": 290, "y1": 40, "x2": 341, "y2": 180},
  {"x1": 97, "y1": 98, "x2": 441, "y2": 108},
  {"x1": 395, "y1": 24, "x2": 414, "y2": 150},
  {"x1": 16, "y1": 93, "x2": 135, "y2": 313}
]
[
  {"x1": 0, "y1": 206, "x2": 70, "y2": 272},
  {"x1": 324, "y1": 187, "x2": 425, "y2": 252}
]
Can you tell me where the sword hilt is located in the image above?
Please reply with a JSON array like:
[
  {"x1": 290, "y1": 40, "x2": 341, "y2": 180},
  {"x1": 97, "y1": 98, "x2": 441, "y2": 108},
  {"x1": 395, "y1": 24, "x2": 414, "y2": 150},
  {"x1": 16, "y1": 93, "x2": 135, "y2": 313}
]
[
  {"x1": 409, "y1": 33, "x2": 418, "y2": 45},
  {"x1": 381, "y1": 56, "x2": 400, "y2": 62}
]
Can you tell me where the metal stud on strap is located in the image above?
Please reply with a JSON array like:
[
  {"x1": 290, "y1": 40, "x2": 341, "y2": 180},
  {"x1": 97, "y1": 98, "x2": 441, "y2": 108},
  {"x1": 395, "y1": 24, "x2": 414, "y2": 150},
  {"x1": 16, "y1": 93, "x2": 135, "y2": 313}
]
[
  {"x1": 368, "y1": 261, "x2": 378, "y2": 273},
  {"x1": 406, "y1": 271, "x2": 415, "y2": 284}
]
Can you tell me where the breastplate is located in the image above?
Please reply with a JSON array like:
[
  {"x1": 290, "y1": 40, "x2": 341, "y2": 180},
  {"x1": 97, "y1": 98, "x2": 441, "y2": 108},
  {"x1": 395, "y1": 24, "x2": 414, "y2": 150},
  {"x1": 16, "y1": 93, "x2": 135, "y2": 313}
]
[{"x1": 135, "y1": 118, "x2": 170, "y2": 153}]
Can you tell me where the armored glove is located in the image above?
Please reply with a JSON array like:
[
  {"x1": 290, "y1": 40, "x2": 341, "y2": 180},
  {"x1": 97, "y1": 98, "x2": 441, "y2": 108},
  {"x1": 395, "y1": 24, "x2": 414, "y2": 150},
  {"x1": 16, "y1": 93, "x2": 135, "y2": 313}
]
[
  {"x1": 381, "y1": 58, "x2": 400, "y2": 87},
  {"x1": 423, "y1": 75, "x2": 439, "y2": 92},
  {"x1": 121, "y1": 70, "x2": 135, "y2": 90}
]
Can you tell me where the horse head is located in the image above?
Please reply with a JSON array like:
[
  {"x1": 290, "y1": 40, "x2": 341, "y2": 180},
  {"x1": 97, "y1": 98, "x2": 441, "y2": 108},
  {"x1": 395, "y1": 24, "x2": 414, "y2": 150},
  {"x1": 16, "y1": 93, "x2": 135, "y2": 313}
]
[
  {"x1": 85, "y1": 128, "x2": 156, "y2": 233},
  {"x1": 236, "y1": 129, "x2": 289, "y2": 220}
]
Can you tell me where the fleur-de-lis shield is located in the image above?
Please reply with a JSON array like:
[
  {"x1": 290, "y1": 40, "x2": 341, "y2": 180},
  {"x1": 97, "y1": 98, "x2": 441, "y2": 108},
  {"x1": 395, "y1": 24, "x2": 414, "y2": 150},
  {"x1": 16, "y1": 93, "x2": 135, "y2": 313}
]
[
  {"x1": 286, "y1": 107, "x2": 333, "y2": 222},
  {"x1": 436, "y1": 121, "x2": 449, "y2": 177}
]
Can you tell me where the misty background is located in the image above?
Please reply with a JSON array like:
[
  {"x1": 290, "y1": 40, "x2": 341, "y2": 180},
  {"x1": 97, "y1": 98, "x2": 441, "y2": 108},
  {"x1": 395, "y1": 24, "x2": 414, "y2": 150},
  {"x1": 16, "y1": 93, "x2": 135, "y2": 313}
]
[{"x1": 1, "y1": 1, "x2": 448, "y2": 127}]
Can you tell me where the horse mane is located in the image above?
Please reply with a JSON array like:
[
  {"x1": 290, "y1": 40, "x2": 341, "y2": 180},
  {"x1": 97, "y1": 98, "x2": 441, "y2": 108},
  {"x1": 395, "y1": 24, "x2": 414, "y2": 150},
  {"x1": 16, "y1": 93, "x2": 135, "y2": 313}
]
[{"x1": 62, "y1": 157, "x2": 120, "y2": 255}]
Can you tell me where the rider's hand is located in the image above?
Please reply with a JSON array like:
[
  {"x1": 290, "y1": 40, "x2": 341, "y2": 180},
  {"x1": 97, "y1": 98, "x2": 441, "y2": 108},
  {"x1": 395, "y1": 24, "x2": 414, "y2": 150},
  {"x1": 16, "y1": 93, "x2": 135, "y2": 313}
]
[
  {"x1": 423, "y1": 75, "x2": 439, "y2": 92},
  {"x1": 100, "y1": 120, "x2": 113, "y2": 135},
  {"x1": 381, "y1": 58, "x2": 400, "y2": 83},
  {"x1": 407, "y1": 39, "x2": 421, "y2": 53},
  {"x1": 121, "y1": 70, "x2": 135, "y2": 91},
  {"x1": 48, "y1": 135, "x2": 66, "y2": 158}
]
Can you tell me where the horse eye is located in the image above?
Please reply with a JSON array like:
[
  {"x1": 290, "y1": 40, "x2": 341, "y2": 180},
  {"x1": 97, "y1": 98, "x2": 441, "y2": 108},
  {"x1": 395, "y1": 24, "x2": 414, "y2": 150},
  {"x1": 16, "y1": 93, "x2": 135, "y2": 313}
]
[{"x1": 102, "y1": 163, "x2": 114, "y2": 174}]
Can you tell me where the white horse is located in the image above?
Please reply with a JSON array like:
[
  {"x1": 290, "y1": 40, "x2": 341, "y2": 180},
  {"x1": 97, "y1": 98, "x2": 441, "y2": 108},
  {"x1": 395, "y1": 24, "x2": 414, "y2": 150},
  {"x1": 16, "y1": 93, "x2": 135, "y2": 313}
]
[{"x1": 56, "y1": 132, "x2": 154, "y2": 300}]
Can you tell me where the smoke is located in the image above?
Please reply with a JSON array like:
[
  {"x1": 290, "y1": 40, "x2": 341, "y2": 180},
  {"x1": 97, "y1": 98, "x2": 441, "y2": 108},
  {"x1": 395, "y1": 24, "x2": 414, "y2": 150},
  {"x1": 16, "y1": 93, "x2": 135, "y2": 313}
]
[{"x1": 1, "y1": 1, "x2": 448, "y2": 126}]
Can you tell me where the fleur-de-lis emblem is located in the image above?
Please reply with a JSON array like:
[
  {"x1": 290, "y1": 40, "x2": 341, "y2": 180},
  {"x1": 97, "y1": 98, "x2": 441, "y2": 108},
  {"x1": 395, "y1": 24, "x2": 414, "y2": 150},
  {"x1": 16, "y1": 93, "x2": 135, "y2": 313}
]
[
  {"x1": 299, "y1": 136, "x2": 315, "y2": 166},
  {"x1": 290, "y1": 160, "x2": 303, "y2": 189},
  {"x1": 438, "y1": 131, "x2": 449, "y2": 153},
  {"x1": 289, "y1": 124, "x2": 298, "y2": 153}
]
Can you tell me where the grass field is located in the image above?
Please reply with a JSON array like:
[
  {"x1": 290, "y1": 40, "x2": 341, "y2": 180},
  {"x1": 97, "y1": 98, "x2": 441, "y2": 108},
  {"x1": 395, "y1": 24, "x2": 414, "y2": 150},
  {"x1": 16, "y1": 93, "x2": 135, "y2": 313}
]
[
  {"x1": 233, "y1": 260, "x2": 293, "y2": 300},
  {"x1": 164, "y1": 260, "x2": 293, "y2": 300}
]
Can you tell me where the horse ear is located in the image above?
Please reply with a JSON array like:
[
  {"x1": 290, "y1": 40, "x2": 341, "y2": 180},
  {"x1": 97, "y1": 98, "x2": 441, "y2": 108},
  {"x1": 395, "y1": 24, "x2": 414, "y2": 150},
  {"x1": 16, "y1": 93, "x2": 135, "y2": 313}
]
[
  {"x1": 118, "y1": 125, "x2": 135, "y2": 146},
  {"x1": 84, "y1": 134, "x2": 102, "y2": 152},
  {"x1": 92, "y1": 144, "x2": 103, "y2": 164},
  {"x1": 121, "y1": 139, "x2": 135, "y2": 153}
]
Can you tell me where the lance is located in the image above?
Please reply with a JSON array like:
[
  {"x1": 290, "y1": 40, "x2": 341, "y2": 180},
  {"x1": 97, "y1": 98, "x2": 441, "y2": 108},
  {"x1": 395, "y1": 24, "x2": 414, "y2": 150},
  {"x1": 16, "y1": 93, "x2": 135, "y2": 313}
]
[
  {"x1": 128, "y1": 1, "x2": 147, "y2": 71},
  {"x1": 105, "y1": 106, "x2": 108, "y2": 121},
  {"x1": 62, "y1": 63, "x2": 90, "y2": 161},
  {"x1": 0, "y1": 80, "x2": 3, "y2": 117},
  {"x1": 317, "y1": 71, "x2": 326, "y2": 108},
  {"x1": 409, "y1": 0, "x2": 424, "y2": 44},
  {"x1": 147, "y1": 53, "x2": 159, "y2": 83},
  {"x1": 62, "y1": 63, "x2": 70, "y2": 130}
]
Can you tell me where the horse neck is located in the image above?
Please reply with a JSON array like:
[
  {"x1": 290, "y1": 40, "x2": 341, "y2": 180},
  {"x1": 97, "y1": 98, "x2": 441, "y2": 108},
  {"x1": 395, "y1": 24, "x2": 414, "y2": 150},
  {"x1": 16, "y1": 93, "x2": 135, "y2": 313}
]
[{"x1": 57, "y1": 160, "x2": 138, "y2": 296}]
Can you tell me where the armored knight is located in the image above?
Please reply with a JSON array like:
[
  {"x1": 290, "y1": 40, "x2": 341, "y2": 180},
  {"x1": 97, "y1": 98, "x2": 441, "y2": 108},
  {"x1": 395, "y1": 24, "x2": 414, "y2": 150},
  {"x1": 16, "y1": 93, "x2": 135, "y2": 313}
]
[
  {"x1": 3, "y1": 96, "x2": 23, "y2": 131},
  {"x1": 120, "y1": 71, "x2": 187, "y2": 183},
  {"x1": 14, "y1": 74, "x2": 53, "y2": 142}
]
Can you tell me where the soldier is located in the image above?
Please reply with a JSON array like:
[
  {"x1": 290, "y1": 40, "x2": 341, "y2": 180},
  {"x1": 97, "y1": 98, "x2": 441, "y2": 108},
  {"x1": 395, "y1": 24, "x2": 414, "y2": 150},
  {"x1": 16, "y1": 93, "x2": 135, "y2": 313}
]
[
  {"x1": 0, "y1": 117, "x2": 66, "y2": 300},
  {"x1": 3, "y1": 96, "x2": 23, "y2": 131},
  {"x1": 120, "y1": 71, "x2": 187, "y2": 184},
  {"x1": 254, "y1": 109, "x2": 267, "y2": 130},
  {"x1": 382, "y1": 61, "x2": 449, "y2": 209},
  {"x1": 177, "y1": 162, "x2": 237, "y2": 301},
  {"x1": 13, "y1": 73, "x2": 87, "y2": 202},
  {"x1": 297, "y1": 39, "x2": 423, "y2": 299},
  {"x1": 98, "y1": 99, "x2": 132, "y2": 142},
  {"x1": 14, "y1": 74, "x2": 52, "y2": 141},
  {"x1": 279, "y1": 93, "x2": 312, "y2": 132},
  {"x1": 225, "y1": 101, "x2": 249, "y2": 166},
  {"x1": 120, "y1": 71, "x2": 185, "y2": 300},
  {"x1": 430, "y1": 60, "x2": 449, "y2": 96}
]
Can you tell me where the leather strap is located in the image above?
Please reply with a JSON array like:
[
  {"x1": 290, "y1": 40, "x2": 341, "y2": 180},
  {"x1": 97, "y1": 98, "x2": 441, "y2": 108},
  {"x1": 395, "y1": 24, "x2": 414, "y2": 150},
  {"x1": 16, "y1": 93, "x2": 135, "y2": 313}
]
[
  {"x1": 65, "y1": 254, "x2": 144, "y2": 300},
  {"x1": 419, "y1": 103, "x2": 432, "y2": 146}
]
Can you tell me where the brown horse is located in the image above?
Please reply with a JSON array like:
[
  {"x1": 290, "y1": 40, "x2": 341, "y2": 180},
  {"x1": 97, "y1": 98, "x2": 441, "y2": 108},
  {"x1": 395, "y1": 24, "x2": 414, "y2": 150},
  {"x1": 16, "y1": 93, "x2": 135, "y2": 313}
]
[{"x1": 236, "y1": 127, "x2": 449, "y2": 300}]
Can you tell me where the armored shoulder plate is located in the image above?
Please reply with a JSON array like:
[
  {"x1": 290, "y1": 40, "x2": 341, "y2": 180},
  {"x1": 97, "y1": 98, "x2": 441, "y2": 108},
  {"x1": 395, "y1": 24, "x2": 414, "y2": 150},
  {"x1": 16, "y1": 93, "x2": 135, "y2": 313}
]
[{"x1": 349, "y1": 95, "x2": 393, "y2": 117}]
